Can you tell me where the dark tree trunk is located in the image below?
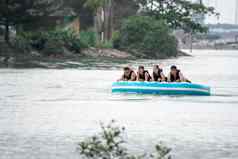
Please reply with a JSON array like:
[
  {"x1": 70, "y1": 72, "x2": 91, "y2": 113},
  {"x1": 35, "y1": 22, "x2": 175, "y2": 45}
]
[
  {"x1": 104, "y1": 0, "x2": 113, "y2": 41},
  {"x1": 4, "y1": 20, "x2": 10, "y2": 43},
  {"x1": 95, "y1": 8, "x2": 103, "y2": 43},
  {"x1": 103, "y1": 2, "x2": 109, "y2": 41},
  {"x1": 4, "y1": 0, "x2": 10, "y2": 44},
  {"x1": 108, "y1": 0, "x2": 113, "y2": 40}
]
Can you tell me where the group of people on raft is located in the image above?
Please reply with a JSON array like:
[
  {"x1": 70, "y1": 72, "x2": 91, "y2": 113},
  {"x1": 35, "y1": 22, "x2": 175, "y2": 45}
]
[{"x1": 118, "y1": 65, "x2": 191, "y2": 83}]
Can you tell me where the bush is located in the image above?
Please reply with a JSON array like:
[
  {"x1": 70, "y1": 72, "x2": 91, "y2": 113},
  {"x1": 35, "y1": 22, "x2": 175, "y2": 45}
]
[
  {"x1": 42, "y1": 39, "x2": 64, "y2": 56},
  {"x1": 112, "y1": 31, "x2": 120, "y2": 49},
  {"x1": 79, "y1": 31, "x2": 114, "y2": 49},
  {"x1": 114, "y1": 16, "x2": 178, "y2": 58},
  {"x1": 78, "y1": 120, "x2": 172, "y2": 159},
  {"x1": 16, "y1": 31, "x2": 47, "y2": 51},
  {"x1": 45, "y1": 29, "x2": 82, "y2": 54},
  {"x1": 79, "y1": 31, "x2": 96, "y2": 48},
  {"x1": 96, "y1": 41, "x2": 113, "y2": 49},
  {"x1": 13, "y1": 29, "x2": 83, "y2": 55},
  {"x1": 13, "y1": 35, "x2": 32, "y2": 53}
]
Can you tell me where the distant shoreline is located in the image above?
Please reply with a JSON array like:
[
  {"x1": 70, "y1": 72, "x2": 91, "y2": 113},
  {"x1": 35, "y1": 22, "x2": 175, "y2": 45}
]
[{"x1": 181, "y1": 43, "x2": 238, "y2": 50}]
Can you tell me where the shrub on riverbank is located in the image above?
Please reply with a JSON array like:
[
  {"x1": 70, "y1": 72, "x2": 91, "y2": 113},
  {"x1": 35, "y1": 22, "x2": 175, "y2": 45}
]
[
  {"x1": 113, "y1": 16, "x2": 178, "y2": 58},
  {"x1": 12, "y1": 29, "x2": 115, "y2": 57},
  {"x1": 13, "y1": 29, "x2": 82, "y2": 56},
  {"x1": 79, "y1": 31, "x2": 97, "y2": 48},
  {"x1": 78, "y1": 120, "x2": 172, "y2": 159},
  {"x1": 8, "y1": 16, "x2": 179, "y2": 60}
]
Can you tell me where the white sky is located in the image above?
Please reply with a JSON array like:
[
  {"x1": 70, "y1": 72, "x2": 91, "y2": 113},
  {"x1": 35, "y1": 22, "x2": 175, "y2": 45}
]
[{"x1": 202, "y1": 0, "x2": 237, "y2": 24}]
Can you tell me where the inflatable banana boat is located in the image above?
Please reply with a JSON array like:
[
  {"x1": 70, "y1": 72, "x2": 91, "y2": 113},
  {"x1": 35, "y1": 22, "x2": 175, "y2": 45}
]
[{"x1": 112, "y1": 81, "x2": 211, "y2": 96}]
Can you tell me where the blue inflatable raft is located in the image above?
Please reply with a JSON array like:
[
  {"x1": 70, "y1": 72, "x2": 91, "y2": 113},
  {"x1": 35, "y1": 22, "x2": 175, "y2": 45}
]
[{"x1": 112, "y1": 82, "x2": 211, "y2": 96}]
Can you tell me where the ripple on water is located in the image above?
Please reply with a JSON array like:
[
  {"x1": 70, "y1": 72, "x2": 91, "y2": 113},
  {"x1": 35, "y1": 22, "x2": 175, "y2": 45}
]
[{"x1": 0, "y1": 50, "x2": 238, "y2": 159}]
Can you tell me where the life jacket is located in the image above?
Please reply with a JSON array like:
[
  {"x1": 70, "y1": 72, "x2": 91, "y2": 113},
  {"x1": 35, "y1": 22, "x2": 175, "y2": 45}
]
[
  {"x1": 139, "y1": 70, "x2": 151, "y2": 81},
  {"x1": 170, "y1": 70, "x2": 181, "y2": 82},
  {"x1": 123, "y1": 70, "x2": 134, "y2": 81},
  {"x1": 153, "y1": 69, "x2": 163, "y2": 81}
]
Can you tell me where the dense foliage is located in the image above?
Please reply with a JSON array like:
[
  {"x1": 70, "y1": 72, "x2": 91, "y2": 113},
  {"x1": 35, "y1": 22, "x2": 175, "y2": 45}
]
[
  {"x1": 114, "y1": 16, "x2": 178, "y2": 58},
  {"x1": 13, "y1": 30, "x2": 82, "y2": 56},
  {"x1": 79, "y1": 31, "x2": 97, "y2": 48},
  {"x1": 113, "y1": 0, "x2": 139, "y2": 30},
  {"x1": 13, "y1": 29, "x2": 116, "y2": 56},
  {"x1": 78, "y1": 120, "x2": 172, "y2": 159},
  {"x1": 0, "y1": 0, "x2": 63, "y2": 42},
  {"x1": 0, "y1": 0, "x2": 218, "y2": 59},
  {"x1": 64, "y1": 0, "x2": 139, "y2": 42},
  {"x1": 136, "y1": 0, "x2": 218, "y2": 33}
]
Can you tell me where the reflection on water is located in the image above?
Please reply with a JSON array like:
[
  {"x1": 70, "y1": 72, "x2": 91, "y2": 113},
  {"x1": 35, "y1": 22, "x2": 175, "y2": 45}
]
[{"x1": 0, "y1": 50, "x2": 238, "y2": 159}]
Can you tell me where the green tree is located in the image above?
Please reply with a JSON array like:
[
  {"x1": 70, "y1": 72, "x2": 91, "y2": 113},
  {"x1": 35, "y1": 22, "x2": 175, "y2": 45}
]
[
  {"x1": 64, "y1": 0, "x2": 106, "y2": 33},
  {"x1": 84, "y1": 0, "x2": 117, "y2": 42},
  {"x1": 113, "y1": 0, "x2": 139, "y2": 30},
  {"x1": 84, "y1": 0, "x2": 139, "y2": 41},
  {"x1": 0, "y1": 0, "x2": 63, "y2": 43},
  {"x1": 64, "y1": 0, "x2": 139, "y2": 41},
  {"x1": 84, "y1": 0, "x2": 105, "y2": 12},
  {"x1": 114, "y1": 16, "x2": 178, "y2": 58},
  {"x1": 136, "y1": 0, "x2": 218, "y2": 33},
  {"x1": 63, "y1": 0, "x2": 94, "y2": 30}
]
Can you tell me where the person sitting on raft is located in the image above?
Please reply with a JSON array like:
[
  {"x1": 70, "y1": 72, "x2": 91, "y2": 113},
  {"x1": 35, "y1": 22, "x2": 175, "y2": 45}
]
[
  {"x1": 152, "y1": 65, "x2": 167, "y2": 82},
  {"x1": 167, "y1": 65, "x2": 191, "y2": 83},
  {"x1": 118, "y1": 67, "x2": 137, "y2": 81},
  {"x1": 137, "y1": 66, "x2": 151, "y2": 81}
]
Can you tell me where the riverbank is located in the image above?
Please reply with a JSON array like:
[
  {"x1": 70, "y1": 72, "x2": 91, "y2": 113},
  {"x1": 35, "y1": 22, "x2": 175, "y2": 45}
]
[
  {"x1": 0, "y1": 43, "x2": 190, "y2": 69},
  {"x1": 0, "y1": 48, "x2": 132, "y2": 69}
]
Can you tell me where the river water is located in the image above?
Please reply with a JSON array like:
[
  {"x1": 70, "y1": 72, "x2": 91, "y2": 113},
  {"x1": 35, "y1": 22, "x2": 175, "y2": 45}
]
[{"x1": 0, "y1": 50, "x2": 238, "y2": 159}]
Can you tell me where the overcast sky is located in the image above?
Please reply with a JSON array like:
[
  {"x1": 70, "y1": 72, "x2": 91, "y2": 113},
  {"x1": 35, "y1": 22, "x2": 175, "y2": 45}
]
[{"x1": 202, "y1": 0, "x2": 236, "y2": 24}]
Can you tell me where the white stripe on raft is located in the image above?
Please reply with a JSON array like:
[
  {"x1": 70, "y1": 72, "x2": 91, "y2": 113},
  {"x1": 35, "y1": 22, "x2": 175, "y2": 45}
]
[{"x1": 112, "y1": 86, "x2": 210, "y2": 93}]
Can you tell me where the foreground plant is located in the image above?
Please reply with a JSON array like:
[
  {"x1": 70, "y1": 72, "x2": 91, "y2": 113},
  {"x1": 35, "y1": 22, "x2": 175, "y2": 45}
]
[{"x1": 78, "y1": 120, "x2": 172, "y2": 159}]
